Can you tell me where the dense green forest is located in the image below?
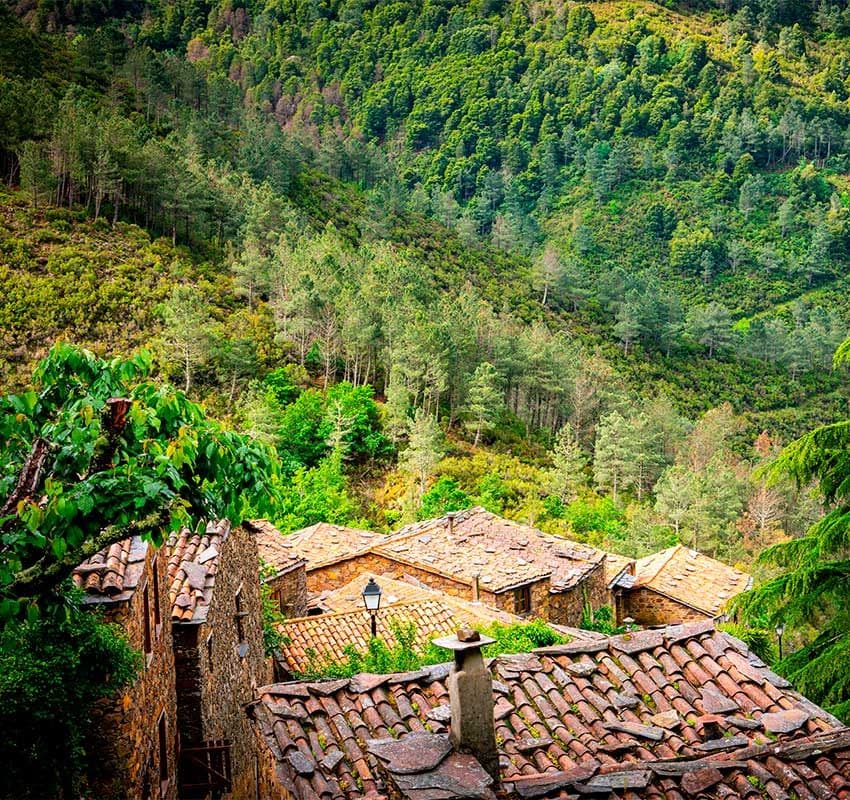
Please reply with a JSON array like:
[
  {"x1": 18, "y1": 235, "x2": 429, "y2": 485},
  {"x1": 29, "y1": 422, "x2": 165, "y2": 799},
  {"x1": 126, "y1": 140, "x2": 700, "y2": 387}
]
[{"x1": 2, "y1": 0, "x2": 850, "y2": 569}]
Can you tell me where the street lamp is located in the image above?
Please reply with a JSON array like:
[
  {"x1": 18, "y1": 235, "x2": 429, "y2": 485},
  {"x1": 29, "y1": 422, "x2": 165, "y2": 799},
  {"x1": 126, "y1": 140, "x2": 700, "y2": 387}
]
[
  {"x1": 362, "y1": 578, "x2": 382, "y2": 638},
  {"x1": 775, "y1": 622, "x2": 786, "y2": 660}
]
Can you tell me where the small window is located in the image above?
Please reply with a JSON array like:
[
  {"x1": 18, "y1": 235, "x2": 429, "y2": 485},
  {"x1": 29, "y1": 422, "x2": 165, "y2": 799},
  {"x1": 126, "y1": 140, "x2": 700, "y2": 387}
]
[
  {"x1": 235, "y1": 587, "x2": 246, "y2": 644},
  {"x1": 206, "y1": 633, "x2": 214, "y2": 671},
  {"x1": 142, "y1": 585, "x2": 152, "y2": 658},
  {"x1": 158, "y1": 712, "x2": 169, "y2": 795},
  {"x1": 152, "y1": 556, "x2": 161, "y2": 635},
  {"x1": 515, "y1": 585, "x2": 532, "y2": 616}
]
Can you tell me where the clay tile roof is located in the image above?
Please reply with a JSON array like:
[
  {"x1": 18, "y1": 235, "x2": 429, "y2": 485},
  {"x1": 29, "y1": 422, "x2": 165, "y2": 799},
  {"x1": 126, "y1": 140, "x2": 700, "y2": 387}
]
[
  {"x1": 251, "y1": 621, "x2": 848, "y2": 800},
  {"x1": 280, "y1": 571, "x2": 599, "y2": 675},
  {"x1": 72, "y1": 536, "x2": 149, "y2": 603},
  {"x1": 250, "y1": 518, "x2": 306, "y2": 577},
  {"x1": 283, "y1": 522, "x2": 385, "y2": 569},
  {"x1": 375, "y1": 507, "x2": 606, "y2": 593},
  {"x1": 634, "y1": 545, "x2": 753, "y2": 617},
  {"x1": 165, "y1": 520, "x2": 231, "y2": 624}
]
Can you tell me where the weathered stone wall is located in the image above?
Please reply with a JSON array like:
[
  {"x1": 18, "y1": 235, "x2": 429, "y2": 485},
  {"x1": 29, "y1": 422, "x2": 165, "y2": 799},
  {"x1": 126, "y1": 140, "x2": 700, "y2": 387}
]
[
  {"x1": 175, "y1": 525, "x2": 265, "y2": 800},
  {"x1": 267, "y1": 563, "x2": 308, "y2": 618},
  {"x1": 86, "y1": 546, "x2": 178, "y2": 800},
  {"x1": 548, "y1": 563, "x2": 609, "y2": 627},
  {"x1": 622, "y1": 587, "x2": 710, "y2": 626},
  {"x1": 491, "y1": 578, "x2": 550, "y2": 618},
  {"x1": 305, "y1": 552, "x2": 407, "y2": 594}
]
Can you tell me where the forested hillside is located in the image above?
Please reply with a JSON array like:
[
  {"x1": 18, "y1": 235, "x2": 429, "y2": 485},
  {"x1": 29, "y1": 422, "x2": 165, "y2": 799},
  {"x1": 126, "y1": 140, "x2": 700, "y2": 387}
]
[{"x1": 2, "y1": 0, "x2": 850, "y2": 567}]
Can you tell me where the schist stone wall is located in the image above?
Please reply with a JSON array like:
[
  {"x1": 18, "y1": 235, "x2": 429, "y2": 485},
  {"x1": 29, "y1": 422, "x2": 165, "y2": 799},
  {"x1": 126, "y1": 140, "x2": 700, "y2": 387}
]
[
  {"x1": 491, "y1": 577, "x2": 550, "y2": 618},
  {"x1": 174, "y1": 526, "x2": 266, "y2": 800},
  {"x1": 547, "y1": 562, "x2": 609, "y2": 628},
  {"x1": 86, "y1": 546, "x2": 178, "y2": 800},
  {"x1": 304, "y1": 552, "x2": 401, "y2": 594},
  {"x1": 622, "y1": 587, "x2": 710, "y2": 626},
  {"x1": 267, "y1": 562, "x2": 308, "y2": 618}
]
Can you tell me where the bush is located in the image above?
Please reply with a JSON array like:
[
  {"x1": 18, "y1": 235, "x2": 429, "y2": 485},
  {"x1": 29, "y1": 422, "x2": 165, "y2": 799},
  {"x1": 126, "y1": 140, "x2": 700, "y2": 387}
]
[{"x1": 0, "y1": 591, "x2": 140, "y2": 798}]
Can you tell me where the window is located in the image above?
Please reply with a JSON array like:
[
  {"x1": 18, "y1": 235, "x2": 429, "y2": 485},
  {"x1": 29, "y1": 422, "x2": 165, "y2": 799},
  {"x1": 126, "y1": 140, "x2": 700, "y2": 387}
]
[
  {"x1": 157, "y1": 712, "x2": 169, "y2": 795},
  {"x1": 206, "y1": 633, "x2": 214, "y2": 671},
  {"x1": 234, "y1": 587, "x2": 246, "y2": 644},
  {"x1": 142, "y1": 585, "x2": 152, "y2": 659},
  {"x1": 151, "y1": 556, "x2": 161, "y2": 636},
  {"x1": 514, "y1": 585, "x2": 532, "y2": 616}
]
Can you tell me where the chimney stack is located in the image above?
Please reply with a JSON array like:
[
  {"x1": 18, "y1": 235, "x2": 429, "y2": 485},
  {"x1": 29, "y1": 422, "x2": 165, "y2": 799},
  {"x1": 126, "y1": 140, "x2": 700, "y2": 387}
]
[
  {"x1": 446, "y1": 511, "x2": 456, "y2": 535},
  {"x1": 433, "y1": 628, "x2": 499, "y2": 781}
]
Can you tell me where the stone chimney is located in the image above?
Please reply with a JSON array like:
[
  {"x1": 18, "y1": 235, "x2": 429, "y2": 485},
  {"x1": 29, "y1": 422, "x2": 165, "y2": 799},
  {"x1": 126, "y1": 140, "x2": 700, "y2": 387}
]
[
  {"x1": 446, "y1": 511, "x2": 456, "y2": 535},
  {"x1": 432, "y1": 628, "x2": 499, "y2": 781}
]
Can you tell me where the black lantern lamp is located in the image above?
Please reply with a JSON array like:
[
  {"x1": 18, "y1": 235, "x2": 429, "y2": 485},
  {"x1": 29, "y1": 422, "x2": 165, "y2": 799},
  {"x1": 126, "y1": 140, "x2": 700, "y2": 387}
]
[{"x1": 362, "y1": 577, "x2": 382, "y2": 637}]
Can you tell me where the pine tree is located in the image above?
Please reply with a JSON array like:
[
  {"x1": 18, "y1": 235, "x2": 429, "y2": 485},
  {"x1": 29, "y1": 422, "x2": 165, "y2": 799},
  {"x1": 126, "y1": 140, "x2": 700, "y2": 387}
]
[
  {"x1": 462, "y1": 362, "x2": 503, "y2": 446},
  {"x1": 549, "y1": 423, "x2": 587, "y2": 502},
  {"x1": 400, "y1": 409, "x2": 444, "y2": 497}
]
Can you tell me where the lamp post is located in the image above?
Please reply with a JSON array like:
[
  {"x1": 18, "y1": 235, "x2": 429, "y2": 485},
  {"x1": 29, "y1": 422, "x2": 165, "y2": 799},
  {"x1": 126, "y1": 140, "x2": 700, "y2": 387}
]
[
  {"x1": 362, "y1": 577, "x2": 382, "y2": 638},
  {"x1": 775, "y1": 622, "x2": 785, "y2": 660}
]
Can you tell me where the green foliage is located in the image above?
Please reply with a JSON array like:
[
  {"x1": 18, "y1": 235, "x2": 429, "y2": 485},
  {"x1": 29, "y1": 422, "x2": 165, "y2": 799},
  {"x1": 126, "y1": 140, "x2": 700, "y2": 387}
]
[
  {"x1": 296, "y1": 618, "x2": 569, "y2": 680},
  {"x1": 580, "y1": 604, "x2": 625, "y2": 636},
  {"x1": 0, "y1": 343, "x2": 279, "y2": 620},
  {"x1": 419, "y1": 476, "x2": 472, "y2": 520},
  {"x1": 0, "y1": 591, "x2": 140, "y2": 798},
  {"x1": 274, "y1": 450, "x2": 362, "y2": 533},
  {"x1": 735, "y1": 396, "x2": 850, "y2": 721},
  {"x1": 259, "y1": 562, "x2": 290, "y2": 658}
]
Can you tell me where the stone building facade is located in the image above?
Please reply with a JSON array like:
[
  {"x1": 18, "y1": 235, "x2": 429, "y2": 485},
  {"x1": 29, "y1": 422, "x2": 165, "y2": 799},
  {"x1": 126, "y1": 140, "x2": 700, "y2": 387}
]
[
  {"x1": 547, "y1": 559, "x2": 609, "y2": 626},
  {"x1": 617, "y1": 545, "x2": 752, "y2": 626},
  {"x1": 250, "y1": 519, "x2": 308, "y2": 618},
  {"x1": 167, "y1": 521, "x2": 267, "y2": 800},
  {"x1": 73, "y1": 537, "x2": 178, "y2": 800}
]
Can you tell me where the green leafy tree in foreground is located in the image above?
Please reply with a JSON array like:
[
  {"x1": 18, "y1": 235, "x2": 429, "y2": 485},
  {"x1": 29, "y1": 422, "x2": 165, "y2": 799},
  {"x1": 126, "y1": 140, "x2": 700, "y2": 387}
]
[
  {"x1": 735, "y1": 339, "x2": 850, "y2": 722},
  {"x1": 0, "y1": 590, "x2": 140, "y2": 799},
  {"x1": 0, "y1": 343, "x2": 279, "y2": 620}
]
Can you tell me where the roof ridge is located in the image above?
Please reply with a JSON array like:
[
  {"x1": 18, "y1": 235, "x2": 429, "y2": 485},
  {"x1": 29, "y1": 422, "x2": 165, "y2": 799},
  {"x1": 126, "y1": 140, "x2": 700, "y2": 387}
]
[{"x1": 636, "y1": 543, "x2": 683, "y2": 585}]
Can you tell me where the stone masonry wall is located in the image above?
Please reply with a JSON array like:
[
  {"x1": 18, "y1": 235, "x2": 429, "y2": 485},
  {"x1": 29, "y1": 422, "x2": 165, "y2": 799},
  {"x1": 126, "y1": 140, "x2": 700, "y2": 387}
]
[
  {"x1": 622, "y1": 587, "x2": 710, "y2": 627},
  {"x1": 268, "y1": 563, "x2": 308, "y2": 619},
  {"x1": 86, "y1": 546, "x2": 178, "y2": 800},
  {"x1": 547, "y1": 563, "x2": 609, "y2": 628},
  {"x1": 175, "y1": 526, "x2": 265, "y2": 800},
  {"x1": 492, "y1": 578, "x2": 550, "y2": 619},
  {"x1": 305, "y1": 552, "x2": 408, "y2": 594}
]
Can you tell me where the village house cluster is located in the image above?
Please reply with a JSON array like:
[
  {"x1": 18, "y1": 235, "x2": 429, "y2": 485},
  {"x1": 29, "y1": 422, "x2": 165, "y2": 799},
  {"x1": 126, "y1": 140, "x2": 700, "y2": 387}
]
[{"x1": 75, "y1": 508, "x2": 850, "y2": 800}]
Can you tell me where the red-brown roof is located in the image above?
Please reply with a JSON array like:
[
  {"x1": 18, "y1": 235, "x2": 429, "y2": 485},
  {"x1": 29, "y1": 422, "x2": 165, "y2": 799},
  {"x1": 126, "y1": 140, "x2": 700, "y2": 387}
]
[
  {"x1": 633, "y1": 545, "x2": 752, "y2": 617},
  {"x1": 251, "y1": 518, "x2": 306, "y2": 577},
  {"x1": 250, "y1": 620, "x2": 847, "y2": 800},
  {"x1": 376, "y1": 507, "x2": 606, "y2": 594},
  {"x1": 165, "y1": 520, "x2": 230, "y2": 623},
  {"x1": 283, "y1": 522, "x2": 386, "y2": 569},
  {"x1": 71, "y1": 536, "x2": 149, "y2": 603}
]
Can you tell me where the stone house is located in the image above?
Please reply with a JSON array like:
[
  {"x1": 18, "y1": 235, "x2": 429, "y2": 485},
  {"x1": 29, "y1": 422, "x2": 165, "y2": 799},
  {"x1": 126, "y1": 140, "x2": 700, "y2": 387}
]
[
  {"x1": 370, "y1": 508, "x2": 612, "y2": 626},
  {"x1": 275, "y1": 521, "x2": 386, "y2": 594},
  {"x1": 166, "y1": 520, "x2": 266, "y2": 800},
  {"x1": 72, "y1": 536, "x2": 178, "y2": 800},
  {"x1": 275, "y1": 571, "x2": 601, "y2": 678},
  {"x1": 250, "y1": 518, "x2": 308, "y2": 618},
  {"x1": 249, "y1": 619, "x2": 849, "y2": 800},
  {"x1": 615, "y1": 544, "x2": 752, "y2": 626}
]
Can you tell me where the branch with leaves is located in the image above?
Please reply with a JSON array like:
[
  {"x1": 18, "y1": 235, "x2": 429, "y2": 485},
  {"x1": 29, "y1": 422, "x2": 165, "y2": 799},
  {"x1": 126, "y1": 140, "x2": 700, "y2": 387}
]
[{"x1": 0, "y1": 344, "x2": 280, "y2": 623}]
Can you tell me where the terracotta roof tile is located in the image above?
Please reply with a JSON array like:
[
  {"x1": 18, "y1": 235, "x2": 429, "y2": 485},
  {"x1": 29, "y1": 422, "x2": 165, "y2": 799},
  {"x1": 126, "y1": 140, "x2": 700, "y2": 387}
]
[
  {"x1": 279, "y1": 571, "x2": 597, "y2": 675},
  {"x1": 71, "y1": 536, "x2": 149, "y2": 603},
  {"x1": 283, "y1": 522, "x2": 385, "y2": 569},
  {"x1": 376, "y1": 507, "x2": 607, "y2": 593},
  {"x1": 251, "y1": 518, "x2": 307, "y2": 577},
  {"x1": 165, "y1": 520, "x2": 230, "y2": 623},
  {"x1": 256, "y1": 624, "x2": 850, "y2": 800},
  {"x1": 251, "y1": 622, "x2": 847, "y2": 800},
  {"x1": 633, "y1": 545, "x2": 752, "y2": 617}
]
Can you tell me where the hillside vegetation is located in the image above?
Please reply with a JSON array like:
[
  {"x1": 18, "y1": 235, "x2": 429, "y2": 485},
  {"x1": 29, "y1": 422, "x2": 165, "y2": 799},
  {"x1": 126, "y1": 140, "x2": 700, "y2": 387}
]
[{"x1": 1, "y1": 0, "x2": 850, "y2": 568}]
